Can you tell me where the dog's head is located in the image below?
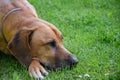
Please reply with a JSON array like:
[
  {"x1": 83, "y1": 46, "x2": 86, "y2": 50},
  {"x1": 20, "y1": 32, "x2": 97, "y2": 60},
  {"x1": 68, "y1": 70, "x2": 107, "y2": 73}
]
[{"x1": 8, "y1": 20, "x2": 78, "y2": 70}]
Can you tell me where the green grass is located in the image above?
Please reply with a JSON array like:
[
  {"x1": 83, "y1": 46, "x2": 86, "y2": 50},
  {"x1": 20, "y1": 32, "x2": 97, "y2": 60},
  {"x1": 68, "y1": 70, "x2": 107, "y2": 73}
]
[{"x1": 0, "y1": 0, "x2": 120, "y2": 80}]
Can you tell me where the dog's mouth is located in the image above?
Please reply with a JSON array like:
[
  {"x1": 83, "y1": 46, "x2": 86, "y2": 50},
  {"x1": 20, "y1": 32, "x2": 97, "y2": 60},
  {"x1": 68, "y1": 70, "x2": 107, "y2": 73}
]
[
  {"x1": 40, "y1": 62, "x2": 61, "y2": 71},
  {"x1": 39, "y1": 56, "x2": 78, "y2": 71},
  {"x1": 40, "y1": 63, "x2": 77, "y2": 71}
]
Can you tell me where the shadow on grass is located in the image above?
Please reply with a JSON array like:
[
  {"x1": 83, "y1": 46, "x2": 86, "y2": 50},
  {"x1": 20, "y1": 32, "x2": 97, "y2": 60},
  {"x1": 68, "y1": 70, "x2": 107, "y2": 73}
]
[{"x1": 0, "y1": 51, "x2": 25, "y2": 80}]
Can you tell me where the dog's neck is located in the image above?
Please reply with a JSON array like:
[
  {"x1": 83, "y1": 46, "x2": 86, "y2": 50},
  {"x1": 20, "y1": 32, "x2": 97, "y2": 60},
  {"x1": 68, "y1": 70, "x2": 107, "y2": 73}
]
[
  {"x1": 0, "y1": 8, "x2": 21, "y2": 44},
  {"x1": 1, "y1": 10, "x2": 39, "y2": 43}
]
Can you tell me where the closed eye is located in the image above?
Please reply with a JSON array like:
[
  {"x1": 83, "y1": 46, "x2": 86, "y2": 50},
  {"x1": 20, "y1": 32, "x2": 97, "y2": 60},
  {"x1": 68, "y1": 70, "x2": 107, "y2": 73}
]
[
  {"x1": 47, "y1": 40, "x2": 56, "y2": 48},
  {"x1": 61, "y1": 35, "x2": 63, "y2": 39}
]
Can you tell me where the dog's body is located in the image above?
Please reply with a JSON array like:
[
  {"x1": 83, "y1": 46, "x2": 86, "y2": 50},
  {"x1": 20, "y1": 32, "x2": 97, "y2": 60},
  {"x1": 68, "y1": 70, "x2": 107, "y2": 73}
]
[
  {"x1": 0, "y1": 0, "x2": 78, "y2": 79},
  {"x1": 0, "y1": 0, "x2": 37, "y2": 54}
]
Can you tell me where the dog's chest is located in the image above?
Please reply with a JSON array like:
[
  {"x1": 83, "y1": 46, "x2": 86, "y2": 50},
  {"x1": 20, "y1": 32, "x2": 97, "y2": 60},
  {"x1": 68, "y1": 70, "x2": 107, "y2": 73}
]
[{"x1": 0, "y1": 33, "x2": 10, "y2": 54}]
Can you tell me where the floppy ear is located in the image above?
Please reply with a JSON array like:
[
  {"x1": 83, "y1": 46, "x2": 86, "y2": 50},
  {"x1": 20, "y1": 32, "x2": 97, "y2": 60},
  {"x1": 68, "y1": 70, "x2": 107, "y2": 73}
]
[
  {"x1": 39, "y1": 19, "x2": 62, "y2": 39},
  {"x1": 8, "y1": 27, "x2": 37, "y2": 67}
]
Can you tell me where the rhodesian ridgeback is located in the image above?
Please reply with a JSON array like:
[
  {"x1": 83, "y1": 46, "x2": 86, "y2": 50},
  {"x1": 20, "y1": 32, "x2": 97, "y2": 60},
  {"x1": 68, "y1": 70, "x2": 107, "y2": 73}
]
[{"x1": 0, "y1": 0, "x2": 78, "y2": 79}]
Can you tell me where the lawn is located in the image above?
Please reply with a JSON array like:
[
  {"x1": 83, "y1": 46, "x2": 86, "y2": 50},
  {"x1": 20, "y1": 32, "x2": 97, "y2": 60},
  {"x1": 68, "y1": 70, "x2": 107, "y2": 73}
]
[{"x1": 0, "y1": 0, "x2": 120, "y2": 80}]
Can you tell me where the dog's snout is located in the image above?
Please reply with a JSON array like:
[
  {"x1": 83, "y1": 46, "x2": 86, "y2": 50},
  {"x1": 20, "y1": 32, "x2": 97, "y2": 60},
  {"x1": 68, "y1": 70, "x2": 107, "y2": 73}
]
[{"x1": 68, "y1": 55, "x2": 78, "y2": 65}]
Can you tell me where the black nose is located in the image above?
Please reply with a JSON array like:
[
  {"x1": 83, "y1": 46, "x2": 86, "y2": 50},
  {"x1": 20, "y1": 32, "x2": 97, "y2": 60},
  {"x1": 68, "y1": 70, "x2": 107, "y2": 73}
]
[{"x1": 68, "y1": 55, "x2": 78, "y2": 65}]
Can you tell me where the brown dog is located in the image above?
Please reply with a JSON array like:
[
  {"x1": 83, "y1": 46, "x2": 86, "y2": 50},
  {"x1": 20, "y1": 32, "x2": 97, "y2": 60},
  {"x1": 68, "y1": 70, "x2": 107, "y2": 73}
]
[{"x1": 0, "y1": 0, "x2": 78, "y2": 79}]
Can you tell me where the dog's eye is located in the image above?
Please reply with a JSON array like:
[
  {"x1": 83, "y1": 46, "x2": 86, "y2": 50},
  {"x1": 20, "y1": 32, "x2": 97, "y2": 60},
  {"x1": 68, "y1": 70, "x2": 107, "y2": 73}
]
[
  {"x1": 61, "y1": 35, "x2": 64, "y2": 39},
  {"x1": 47, "y1": 40, "x2": 56, "y2": 48}
]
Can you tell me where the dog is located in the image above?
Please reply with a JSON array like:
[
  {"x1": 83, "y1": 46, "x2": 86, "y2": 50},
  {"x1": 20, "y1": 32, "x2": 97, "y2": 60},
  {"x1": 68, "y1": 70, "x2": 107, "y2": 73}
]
[{"x1": 0, "y1": 0, "x2": 78, "y2": 79}]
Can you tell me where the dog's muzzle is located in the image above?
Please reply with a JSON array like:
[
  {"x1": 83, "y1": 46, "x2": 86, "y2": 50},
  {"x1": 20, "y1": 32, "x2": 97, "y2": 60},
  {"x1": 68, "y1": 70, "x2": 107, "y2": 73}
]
[
  {"x1": 54, "y1": 54, "x2": 78, "y2": 70},
  {"x1": 40, "y1": 54, "x2": 78, "y2": 71},
  {"x1": 67, "y1": 55, "x2": 78, "y2": 66}
]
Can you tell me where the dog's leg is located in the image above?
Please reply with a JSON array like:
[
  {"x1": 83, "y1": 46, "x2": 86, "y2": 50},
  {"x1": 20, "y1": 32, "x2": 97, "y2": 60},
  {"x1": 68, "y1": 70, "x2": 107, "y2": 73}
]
[{"x1": 29, "y1": 59, "x2": 48, "y2": 80}]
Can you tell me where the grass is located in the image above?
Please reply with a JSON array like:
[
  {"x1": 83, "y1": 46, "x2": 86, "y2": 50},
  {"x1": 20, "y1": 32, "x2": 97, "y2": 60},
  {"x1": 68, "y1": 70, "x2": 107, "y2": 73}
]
[{"x1": 0, "y1": 0, "x2": 120, "y2": 80}]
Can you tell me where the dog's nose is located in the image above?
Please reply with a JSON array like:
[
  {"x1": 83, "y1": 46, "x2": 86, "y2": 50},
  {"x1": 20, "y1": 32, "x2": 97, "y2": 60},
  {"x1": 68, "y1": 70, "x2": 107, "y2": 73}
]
[{"x1": 68, "y1": 55, "x2": 78, "y2": 65}]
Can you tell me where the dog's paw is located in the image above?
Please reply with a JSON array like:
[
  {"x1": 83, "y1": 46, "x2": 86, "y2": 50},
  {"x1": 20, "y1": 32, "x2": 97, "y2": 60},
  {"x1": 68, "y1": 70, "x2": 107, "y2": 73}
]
[
  {"x1": 29, "y1": 60, "x2": 48, "y2": 80},
  {"x1": 29, "y1": 67, "x2": 44, "y2": 79}
]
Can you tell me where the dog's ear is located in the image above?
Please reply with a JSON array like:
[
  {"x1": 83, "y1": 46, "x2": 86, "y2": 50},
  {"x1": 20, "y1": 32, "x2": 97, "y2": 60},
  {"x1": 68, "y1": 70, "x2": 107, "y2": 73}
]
[
  {"x1": 8, "y1": 27, "x2": 37, "y2": 67},
  {"x1": 39, "y1": 19, "x2": 62, "y2": 40}
]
